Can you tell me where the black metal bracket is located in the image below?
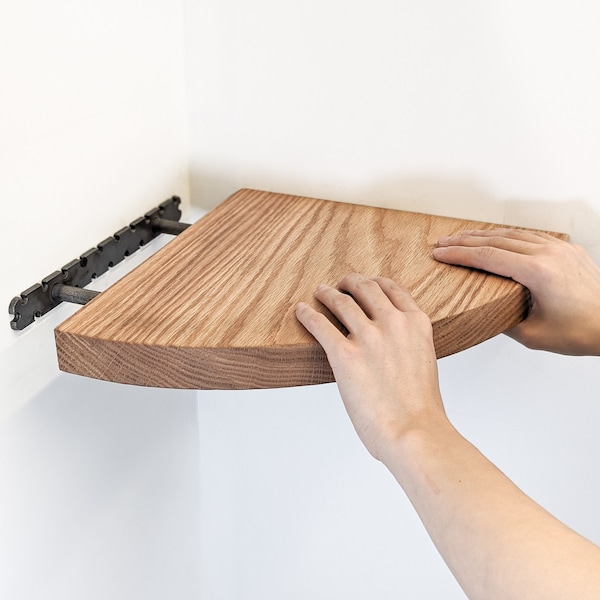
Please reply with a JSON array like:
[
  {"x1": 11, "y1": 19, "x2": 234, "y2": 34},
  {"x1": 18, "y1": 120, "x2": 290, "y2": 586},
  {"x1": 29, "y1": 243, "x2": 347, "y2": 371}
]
[{"x1": 9, "y1": 196, "x2": 191, "y2": 331}]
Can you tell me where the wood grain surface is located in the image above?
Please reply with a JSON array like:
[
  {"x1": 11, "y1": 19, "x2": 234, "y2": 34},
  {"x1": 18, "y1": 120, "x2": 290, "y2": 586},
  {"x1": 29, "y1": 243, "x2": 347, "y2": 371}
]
[{"x1": 55, "y1": 189, "x2": 567, "y2": 389}]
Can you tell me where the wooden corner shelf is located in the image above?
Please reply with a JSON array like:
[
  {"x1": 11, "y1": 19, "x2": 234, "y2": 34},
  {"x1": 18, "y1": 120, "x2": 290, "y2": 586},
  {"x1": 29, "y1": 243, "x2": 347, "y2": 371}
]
[{"x1": 54, "y1": 188, "x2": 566, "y2": 390}]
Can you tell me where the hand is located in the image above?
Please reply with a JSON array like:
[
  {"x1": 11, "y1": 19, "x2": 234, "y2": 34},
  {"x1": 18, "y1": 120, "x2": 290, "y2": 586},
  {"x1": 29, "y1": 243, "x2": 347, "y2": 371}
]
[
  {"x1": 433, "y1": 229, "x2": 600, "y2": 355},
  {"x1": 295, "y1": 273, "x2": 446, "y2": 461}
]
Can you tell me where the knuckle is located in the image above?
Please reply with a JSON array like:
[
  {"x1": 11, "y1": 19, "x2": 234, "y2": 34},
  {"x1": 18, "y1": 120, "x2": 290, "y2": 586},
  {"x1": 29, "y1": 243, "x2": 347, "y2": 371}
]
[
  {"x1": 356, "y1": 277, "x2": 379, "y2": 293},
  {"x1": 356, "y1": 279, "x2": 381, "y2": 296},
  {"x1": 339, "y1": 272, "x2": 363, "y2": 285},
  {"x1": 392, "y1": 282, "x2": 411, "y2": 295},
  {"x1": 335, "y1": 341, "x2": 359, "y2": 361},
  {"x1": 330, "y1": 292, "x2": 354, "y2": 309},
  {"x1": 373, "y1": 276, "x2": 409, "y2": 294},
  {"x1": 545, "y1": 241, "x2": 565, "y2": 254},
  {"x1": 304, "y1": 309, "x2": 323, "y2": 325},
  {"x1": 406, "y1": 311, "x2": 434, "y2": 336},
  {"x1": 527, "y1": 259, "x2": 552, "y2": 284},
  {"x1": 341, "y1": 273, "x2": 376, "y2": 291},
  {"x1": 536, "y1": 242, "x2": 572, "y2": 269},
  {"x1": 474, "y1": 245, "x2": 497, "y2": 265},
  {"x1": 301, "y1": 309, "x2": 325, "y2": 330},
  {"x1": 377, "y1": 276, "x2": 402, "y2": 289},
  {"x1": 414, "y1": 309, "x2": 433, "y2": 326}
]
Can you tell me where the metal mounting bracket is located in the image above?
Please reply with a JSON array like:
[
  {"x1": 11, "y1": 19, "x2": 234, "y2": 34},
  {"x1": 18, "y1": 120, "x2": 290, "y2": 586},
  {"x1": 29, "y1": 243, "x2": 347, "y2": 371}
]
[{"x1": 9, "y1": 196, "x2": 191, "y2": 331}]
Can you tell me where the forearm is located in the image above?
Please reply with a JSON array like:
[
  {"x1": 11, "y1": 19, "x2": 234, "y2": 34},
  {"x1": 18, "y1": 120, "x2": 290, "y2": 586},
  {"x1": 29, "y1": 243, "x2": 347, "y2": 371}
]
[
  {"x1": 296, "y1": 274, "x2": 600, "y2": 598},
  {"x1": 382, "y1": 417, "x2": 600, "y2": 600}
]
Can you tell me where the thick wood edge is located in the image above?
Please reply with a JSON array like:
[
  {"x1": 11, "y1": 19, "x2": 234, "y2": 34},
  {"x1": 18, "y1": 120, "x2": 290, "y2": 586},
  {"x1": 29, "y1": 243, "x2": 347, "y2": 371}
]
[
  {"x1": 55, "y1": 330, "x2": 334, "y2": 389},
  {"x1": 55, "y1": 284, "x2": 528, "y2": 389},
  {"x1": 433, "y1": 285, "x2": 529, "y2": 358}
]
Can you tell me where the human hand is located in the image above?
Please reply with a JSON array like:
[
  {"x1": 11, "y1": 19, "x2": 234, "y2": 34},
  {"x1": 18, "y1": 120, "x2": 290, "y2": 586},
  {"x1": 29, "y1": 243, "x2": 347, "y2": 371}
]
[
  {"x1": 296, "y1": 273, "x2": 446, "y2": 462},
  {"x1": 433, "y1": 229, "x2": 600, "y2": 356}
]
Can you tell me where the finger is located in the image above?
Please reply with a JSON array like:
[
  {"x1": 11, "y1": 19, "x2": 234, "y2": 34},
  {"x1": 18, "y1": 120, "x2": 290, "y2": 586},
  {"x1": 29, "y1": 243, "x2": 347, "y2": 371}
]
[
  {"x1": 313, "y1": 284, "x2": 370, "y2": 334},
  {"x1": 432, "y1": 244, "x2": 533, "y2": 283},
  {"x1": 468, "y1": 228, "x2": 562, "y2": 243},
  {"x1": 436, "y1": 233, "x2": 539, "y2": 256},
  {"x1": 438, "y1": 228, "x2": 560, "y2": 248},
  {"x1": 369, "y1": 277, "x2": 421, "y2": 312},
  {"x1": 295, "y1": 302, "x2": 346, "y2": 354},
  {"x1": 336, "y1": 273, "x2": 394, "y2": 319}
]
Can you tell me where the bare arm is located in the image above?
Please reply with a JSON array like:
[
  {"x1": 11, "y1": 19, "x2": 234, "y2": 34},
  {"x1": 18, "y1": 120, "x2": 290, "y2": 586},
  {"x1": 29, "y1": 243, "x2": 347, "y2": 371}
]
[
  {"x1": 296, "y1": 273, "x2": 600, "y2": 600},
  {"x1": 433, "y1": 229, "x2": 600, "y2": 355}
]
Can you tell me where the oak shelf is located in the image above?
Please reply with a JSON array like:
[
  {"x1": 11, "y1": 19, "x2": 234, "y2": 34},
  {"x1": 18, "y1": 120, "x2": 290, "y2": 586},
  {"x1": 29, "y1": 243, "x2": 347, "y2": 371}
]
[{"x1": 55, "y1": 189, "x2": 566, "y2": 389}]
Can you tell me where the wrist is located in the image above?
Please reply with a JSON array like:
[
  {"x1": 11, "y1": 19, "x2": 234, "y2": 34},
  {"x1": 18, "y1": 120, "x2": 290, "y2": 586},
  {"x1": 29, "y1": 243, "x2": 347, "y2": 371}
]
[
  {"x1": 587, "y1": 315, "x2": 600, "y2": 356},
  {"x1": 375, "y1": 405, "x2": 453, "y2": 469},
  {"x1": 377, "y1": 415, "x2": 466, "y2": 503}
]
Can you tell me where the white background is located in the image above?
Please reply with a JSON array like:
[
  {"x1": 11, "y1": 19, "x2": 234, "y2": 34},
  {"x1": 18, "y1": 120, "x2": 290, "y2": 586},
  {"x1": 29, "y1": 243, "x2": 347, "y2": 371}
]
[{"x1": 2, "y1": 1, "x2": 600, "y2": 598}]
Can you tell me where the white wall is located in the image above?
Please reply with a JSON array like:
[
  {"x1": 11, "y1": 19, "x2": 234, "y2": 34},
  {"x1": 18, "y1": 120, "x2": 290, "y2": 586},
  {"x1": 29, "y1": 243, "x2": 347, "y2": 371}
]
[
  {"x1": 0, "y1": 3, "x2": 200, "y2": 599},
  {"x1": 185, "y1": 1, "x2": 600, "y2": 599},
  {"x1": 2, "y1": 2, "x2": 600, "y2": 599}
]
